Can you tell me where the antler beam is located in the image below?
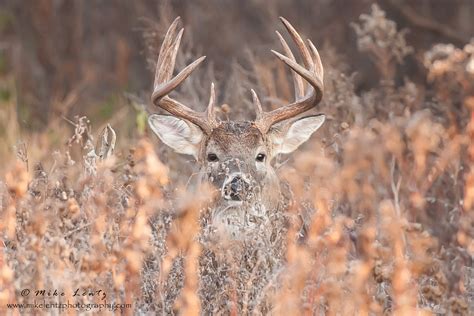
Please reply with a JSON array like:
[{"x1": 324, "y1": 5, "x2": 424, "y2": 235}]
[
  {"x1": 152, "y1": 17, "x2": 217, "y2": 134},
  {"x1": 253, "y1": 17, "x2": 324, "y2": 133}
]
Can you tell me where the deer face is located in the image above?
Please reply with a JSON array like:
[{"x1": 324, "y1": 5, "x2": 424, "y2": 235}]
[
  {"x1": 204, "y1": 122, "x2": 271, "y2": 205},
  {"x1": 148, "y1": 17, "x2": 325, "y2": 237},
  {"x1": 149, "y1": 116, "x2": 324, "y2": 236}
]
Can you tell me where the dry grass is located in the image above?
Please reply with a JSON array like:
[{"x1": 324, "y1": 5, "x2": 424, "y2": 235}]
[{"x1": 1, "y1": 4, "x2": 473, "y2": 315}]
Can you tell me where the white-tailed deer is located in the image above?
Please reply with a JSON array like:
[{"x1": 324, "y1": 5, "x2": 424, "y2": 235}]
[
  {"x1": 149, "y1": 16, "x2": 324, "y2": 238},
  {"x1": 148, "y1": 17, "x2": 324, "y2": 313}
]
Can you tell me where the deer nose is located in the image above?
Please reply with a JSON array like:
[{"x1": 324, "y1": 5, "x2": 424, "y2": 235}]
[{"x1": 223, "y1": 175, "x2": 250, "y2": 201}]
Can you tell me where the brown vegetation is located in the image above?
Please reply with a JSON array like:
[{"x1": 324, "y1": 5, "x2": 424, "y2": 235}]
[{"x1": 0, "y1": 1, "x2": 473, "y2": 315}]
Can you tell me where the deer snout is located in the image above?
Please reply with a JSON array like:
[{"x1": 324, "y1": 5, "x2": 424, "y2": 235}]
[{"x1": 222, "y1": 174, "x2": 250, "y2": 202}]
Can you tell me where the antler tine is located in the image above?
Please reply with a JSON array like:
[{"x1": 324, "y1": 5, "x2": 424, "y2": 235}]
[
  {"x1": 279, "y1": 17, "x2": 314, "y2": 70},
  {"x1": 251, "y1": 89, "x2": 264, "y2": 120},
  {"x1": 152, "y1": 17, "x2": 217, "y2": 134},
  {"x1": 308, "y1": 39, "x2": 324, "y2": 79},
  {"x1": 275, "y1": 31, "x2": 304, "y2": 99},
  {"x1": 253, "y1": 17, "x2": 324, "y2": 133},
  {"x1": 271, "y1": 50, "x2": 322, "y2": 89},
  {"x1": 156, "y1": 17, "x2": 180, "y2": 77},
  {"x1": 155, "y1": 27, "x2": 184, "y2": 84},
  {"x1": 206, "y1": 82, "x2": 218, "y2": 125}
]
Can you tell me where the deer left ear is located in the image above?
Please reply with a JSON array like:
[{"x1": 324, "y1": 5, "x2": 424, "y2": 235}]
[
  {"x1": 269, "y1": 114, "x2": 325, "y2": 156},
  {"x1": 148, "y1": 114, "x2": 204, "y2": 159}
]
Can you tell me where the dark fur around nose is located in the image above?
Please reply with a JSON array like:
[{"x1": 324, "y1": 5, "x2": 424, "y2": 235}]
[{"x1": 223, "y1": 176, "x2": 250, "y2": 201}]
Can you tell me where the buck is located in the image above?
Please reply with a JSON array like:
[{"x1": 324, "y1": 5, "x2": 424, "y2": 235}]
[{"x1": 148, "y1": 17, "x2": 324, "y2": 239}]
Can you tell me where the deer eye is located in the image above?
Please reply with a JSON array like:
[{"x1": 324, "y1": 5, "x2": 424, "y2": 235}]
[
  {"x1": 256, "y1": 153, "x2": 266, "y2": 162},
  {"x1": 207, "y1": 153, "x2": 219, "y2": 162}
]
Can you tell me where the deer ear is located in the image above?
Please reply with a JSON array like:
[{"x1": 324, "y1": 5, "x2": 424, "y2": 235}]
[
  {"x1": 269, "y1": 114, "x2": 325, "y2": 156},
  {"x1": 148, "y1": 114, "x2": 204, "y2": 159}
]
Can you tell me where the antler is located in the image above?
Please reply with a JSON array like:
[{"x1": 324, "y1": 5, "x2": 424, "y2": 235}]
[
  {"x1": 253, "y1": 17, "x2": 324, "y2": 133},
  {"x1": 151, "y1": 17, "x2": 217, "y2": 134}
]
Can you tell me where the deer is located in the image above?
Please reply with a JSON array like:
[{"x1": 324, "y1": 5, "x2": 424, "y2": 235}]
[{"x1": 147, "y1": 16, "x2": 324, "y2": 313}]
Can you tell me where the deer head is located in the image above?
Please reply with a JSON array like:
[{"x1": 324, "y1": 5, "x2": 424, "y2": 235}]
[{"x1": 148, "y1": 17, "x2": 324, "y2": 237}]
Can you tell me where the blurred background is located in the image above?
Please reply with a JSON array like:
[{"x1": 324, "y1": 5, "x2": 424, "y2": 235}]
[
  {"x1": 1, "y1": 1, "x2": 474, "y2": 313},
  {"x1": 0, "y1": 0, "x2": 472, "y2": 135}
]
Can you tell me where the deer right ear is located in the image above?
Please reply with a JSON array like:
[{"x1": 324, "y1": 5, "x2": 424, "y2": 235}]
[
  {"x1": 268, "y1": 114, "x2": 325, "y2": 157},
  {"x1": 148, "y1": 114, "x2": 204, "y2": 159}
]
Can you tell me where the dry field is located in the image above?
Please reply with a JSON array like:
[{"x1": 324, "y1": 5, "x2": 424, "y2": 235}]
[{"x1": 0, "y1": 1, "x2": 473, "y2": 315}]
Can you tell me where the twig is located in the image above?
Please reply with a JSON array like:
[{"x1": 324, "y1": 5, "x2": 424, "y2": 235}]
[
  {"x1": 61, "y1": 115, "x2": 77, "y2": 127},
  {"x1": 390, "y1": 156, "x2": 402, "y2": 218},
  {"x1": 63, "y1": 222, "x2": 92, "y2": 238},
  {"x1": 390, "y1": 156, "x2": 407, "y2": 253}
]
